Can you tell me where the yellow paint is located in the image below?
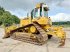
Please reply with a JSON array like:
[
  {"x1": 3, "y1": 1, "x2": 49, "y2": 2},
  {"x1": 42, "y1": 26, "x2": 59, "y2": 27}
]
[
  {"x1": 30, "y1": 26, "x2": 37, "y2": 33},
  {"x1": 36, "y1": 3, "x2": 40, "y2": 8},
  {"x1": 5, "y1": 25, "x2": 17, "y2": 34},
  {"x1": 4, "y1": 3, "x2": 66, "y2": 42}
]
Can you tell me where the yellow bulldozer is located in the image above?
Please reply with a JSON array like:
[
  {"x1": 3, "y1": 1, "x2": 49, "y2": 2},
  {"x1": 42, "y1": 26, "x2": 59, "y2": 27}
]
[{"x1": 3, "y1": 3, "x2": 66, "y2": 46}]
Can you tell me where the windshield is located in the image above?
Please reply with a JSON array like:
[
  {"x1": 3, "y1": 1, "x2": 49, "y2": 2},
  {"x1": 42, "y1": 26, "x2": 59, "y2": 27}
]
[
  {"x1": 31, "y1": 7, "x2": 48, "y2": 18},
  {"x1": 43, "y1": 7, "x2": 48, "y2": 17},
  {"x1": 34, "y1": 8, "x2": 39, "y2": 17},
  {"x1": 31, "y1": 8, "x2": 40, "y2": 19}
]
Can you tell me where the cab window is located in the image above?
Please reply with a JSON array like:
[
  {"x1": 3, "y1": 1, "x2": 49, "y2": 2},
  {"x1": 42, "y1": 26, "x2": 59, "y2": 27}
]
[
  {"x1": 44, "y1": 7, "x2": 48, "y2": 17},
  {"x1": 34, "y1": 8, "x2": 39, "y2": 17},
  {"x1": 31, "y1": 8, "x2": 40, "y2": 19}
]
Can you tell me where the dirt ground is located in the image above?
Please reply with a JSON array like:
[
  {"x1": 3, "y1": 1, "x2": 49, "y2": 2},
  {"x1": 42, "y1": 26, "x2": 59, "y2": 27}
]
[{"x1": 0, "y1": 27, "x2": 70, "y2": 52}]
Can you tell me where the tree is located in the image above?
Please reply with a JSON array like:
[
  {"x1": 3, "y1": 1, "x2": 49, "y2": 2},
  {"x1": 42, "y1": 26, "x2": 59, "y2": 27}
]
[
  {"x1": 0, "y1": 6, "x2": 4, "y2": 15},
  {"x1": 12, "y1": 15, "x2": 20, "y2": 24},
  {"x1": 0, "y1": 6, "x2": 20, "y2": 26}
]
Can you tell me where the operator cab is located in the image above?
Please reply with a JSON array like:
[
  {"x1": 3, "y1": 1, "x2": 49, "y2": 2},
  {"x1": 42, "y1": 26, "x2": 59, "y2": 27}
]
[{"x1": 31, "y1": 3, "x2": 49, "y2": 19}]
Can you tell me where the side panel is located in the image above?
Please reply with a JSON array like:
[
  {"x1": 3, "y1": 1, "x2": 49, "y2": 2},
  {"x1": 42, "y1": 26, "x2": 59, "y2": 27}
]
[
  {"x1": 20, "y1": 17, "x2": 31, "y2": 27},
  {"x1": 32, "y1": 17, "x2": 52, "y2": 25}
]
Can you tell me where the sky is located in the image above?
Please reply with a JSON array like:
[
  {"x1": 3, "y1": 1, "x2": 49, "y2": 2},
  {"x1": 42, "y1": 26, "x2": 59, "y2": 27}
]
[{"x1": 0, "y1": 0, "x2": 70, "y2": 22}]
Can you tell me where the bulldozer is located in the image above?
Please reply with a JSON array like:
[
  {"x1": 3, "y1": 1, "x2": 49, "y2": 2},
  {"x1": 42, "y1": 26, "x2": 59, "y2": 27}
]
[{"x1": 3, "y1": 3, "x2": 66, "y2": 46}]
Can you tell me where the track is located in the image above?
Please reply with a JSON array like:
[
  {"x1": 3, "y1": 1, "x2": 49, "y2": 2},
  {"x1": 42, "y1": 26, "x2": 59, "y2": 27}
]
[
  {"x1": 10, "y1": 22, "x2": 48, "y2": 45},
  {"x1": 10, "y1": 32, "x2": 44, "y2": 45},
  {"x1": 33, "y1": 22, "x2": 48, "y2": 42}
]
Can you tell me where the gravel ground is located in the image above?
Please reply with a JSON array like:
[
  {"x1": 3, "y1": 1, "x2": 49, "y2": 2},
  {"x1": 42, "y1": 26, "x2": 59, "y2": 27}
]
[{"x1": 0, "y1": 28, "x2": 70, "y2": 52}]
